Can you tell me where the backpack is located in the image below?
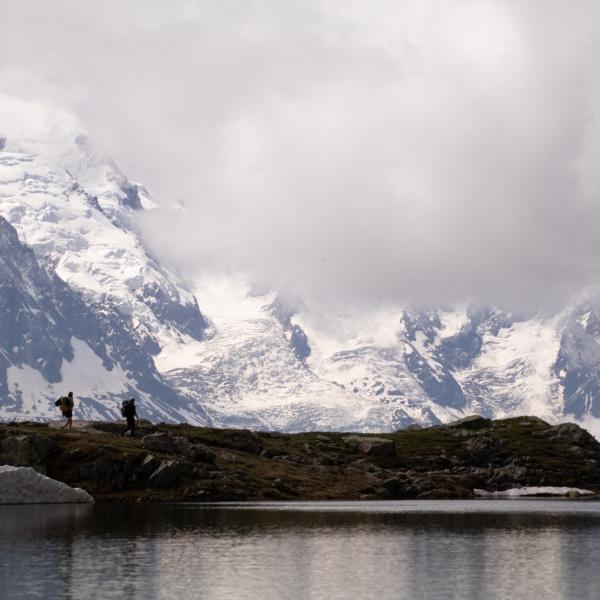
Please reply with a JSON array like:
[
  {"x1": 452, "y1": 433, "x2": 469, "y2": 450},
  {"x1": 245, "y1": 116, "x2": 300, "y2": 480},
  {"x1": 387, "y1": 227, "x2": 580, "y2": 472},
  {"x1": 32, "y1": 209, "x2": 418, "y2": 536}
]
[
  {"x1": 59, "y1": 396, "x2": 73, "y2": 411},
  {"x1": 121, "y1": 400, "x2": 134, "y2": 418}
]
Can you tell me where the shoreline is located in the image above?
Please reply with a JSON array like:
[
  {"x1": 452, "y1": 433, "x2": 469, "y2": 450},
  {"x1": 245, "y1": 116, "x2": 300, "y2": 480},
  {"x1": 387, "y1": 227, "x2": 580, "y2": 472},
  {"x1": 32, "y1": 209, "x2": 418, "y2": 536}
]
[{"x1": 2, "y1": 415, "x2": 600, "y2": 503}]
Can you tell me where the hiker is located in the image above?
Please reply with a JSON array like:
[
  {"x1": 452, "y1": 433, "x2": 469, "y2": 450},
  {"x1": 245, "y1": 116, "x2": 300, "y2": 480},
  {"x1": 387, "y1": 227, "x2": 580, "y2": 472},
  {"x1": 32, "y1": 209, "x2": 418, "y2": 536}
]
[
  {"x1": 121, "y1": 398, "x2": 138, "y2": 436},
  {"x1": 55, "y1": 392, "x2": 74, "y2": 429}
]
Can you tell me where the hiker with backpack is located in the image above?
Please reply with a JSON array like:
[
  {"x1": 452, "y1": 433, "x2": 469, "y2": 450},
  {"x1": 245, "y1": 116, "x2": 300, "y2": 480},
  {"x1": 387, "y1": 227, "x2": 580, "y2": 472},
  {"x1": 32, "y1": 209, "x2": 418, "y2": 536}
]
[
  {"x1": 121, "y1": 398, "x2": 138, "y2": 436},
  {"x1": 54, "y1": 392, "x2": 74, "y2": 429}
]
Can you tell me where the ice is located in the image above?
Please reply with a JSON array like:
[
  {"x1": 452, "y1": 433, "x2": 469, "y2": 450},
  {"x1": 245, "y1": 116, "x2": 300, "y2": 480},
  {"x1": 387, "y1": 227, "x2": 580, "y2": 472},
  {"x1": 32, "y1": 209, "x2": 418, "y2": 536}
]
[
  {"x1": 0, "y1": 465, "x2": 94, "y2": 504},
  {"x1": 474, "y1": 486, "x2": 595, "y2": 498}
]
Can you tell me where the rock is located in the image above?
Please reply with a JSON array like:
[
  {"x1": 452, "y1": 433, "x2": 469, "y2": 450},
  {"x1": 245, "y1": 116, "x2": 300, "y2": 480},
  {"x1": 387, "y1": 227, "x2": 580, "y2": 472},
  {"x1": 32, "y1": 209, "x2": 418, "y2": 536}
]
[
  {"x1": 0, "y1": 465, "x2": 94, "y2": 504},
  {"x1": 536, "y1": 423, "x2": 596, "y2": 445},
  {"x1": 410, "y1": 473, "x2": 474, "y2": 499},
  {"x1": 444, "y1": 416, "x2": 490, "y2": 430},
  {"x1": 216, "y1": 429, "x2": 263, "y2": 454},
  {"x1": 78, "y1": 457, "x2": 122, "y2": 482},
  {"x1": 348, "y1": 459, "x2": 383, "y2": 473},
  {"x1": 148, "y1": 459, "x2": 193, "y2": 488},
  {"x1": 0, "y1": 434, "x2": 56, "y2": 474},
  {"x1": 135, "y1": 454, "x2": 159, "y2": 482},
  {"x1": 271, "y1": 477, "x2": 296, "y2": 494},
  {"x1": 220, "y1": 451, "x2": 237, "y2": 463},
  {"x1": 466, "y1": 435, "x2": 504, "y2": 457},
  {"x1": 343, "y1": 436, "x2": 396, "y2": 457},
  {"x1": 517, "y1": 417, "x2": 549, "y2": 427},
  {"x1": 173, "y1": 437, "x2": 216, "y2": 463},
  {"x1": 382, "y1": 477, "x2": 406, "y2": 497},
  {"x1": 142, "y1": 432, "x2": 177, "y2": 454}
]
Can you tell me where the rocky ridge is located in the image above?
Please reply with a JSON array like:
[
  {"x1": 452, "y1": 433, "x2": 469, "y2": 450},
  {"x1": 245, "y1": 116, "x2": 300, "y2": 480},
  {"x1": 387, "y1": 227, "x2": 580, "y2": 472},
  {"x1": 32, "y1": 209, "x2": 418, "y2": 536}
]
[{"x1": 1, "y1": 416, "x2": 599, "y2": 502}]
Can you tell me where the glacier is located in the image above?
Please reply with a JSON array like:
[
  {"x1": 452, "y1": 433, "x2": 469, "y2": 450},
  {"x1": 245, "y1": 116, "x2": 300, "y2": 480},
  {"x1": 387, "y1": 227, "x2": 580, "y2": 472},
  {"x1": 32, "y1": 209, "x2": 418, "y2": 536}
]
[{"x1": 2, "y1": 94, "x2": 600, "y2": 432}]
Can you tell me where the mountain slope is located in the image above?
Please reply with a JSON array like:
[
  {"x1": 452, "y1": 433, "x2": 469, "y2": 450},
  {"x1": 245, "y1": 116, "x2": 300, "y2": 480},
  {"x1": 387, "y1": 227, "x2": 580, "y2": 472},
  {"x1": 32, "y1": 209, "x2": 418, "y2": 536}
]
[
  {"x1": 0, "y1": 215, "x2": 209, "y2": 423},
  {"x1": 0, "y1": 94, "x2": 207, "y2": 357},
  {"x1": 3, "y1": 95, "x2": 600, "y2": 432}
]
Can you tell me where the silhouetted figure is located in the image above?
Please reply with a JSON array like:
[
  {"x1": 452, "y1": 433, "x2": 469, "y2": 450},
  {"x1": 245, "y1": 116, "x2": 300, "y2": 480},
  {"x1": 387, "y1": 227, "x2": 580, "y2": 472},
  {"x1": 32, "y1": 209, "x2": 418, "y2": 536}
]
[
  {"x1": 121, "y1": 398, "x2": 138, "y2": 437},
  {"x1": 55, "y1": 392, "x2": 74, "y2": 429}
]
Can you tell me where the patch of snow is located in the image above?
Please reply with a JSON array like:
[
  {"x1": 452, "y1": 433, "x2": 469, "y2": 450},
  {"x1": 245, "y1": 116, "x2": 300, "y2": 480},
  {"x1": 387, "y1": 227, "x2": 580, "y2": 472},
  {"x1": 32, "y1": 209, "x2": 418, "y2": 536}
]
[
  {"x1": 578, "y1": 311, "x2": 591, "y2": 329},
  {"x1": 0, "y1": 465, "x2": 94, "y2": 504},
  {"x1": 475, "y1": 486, "x2": 594, "y2": 498},
  {"x1": 437, "y1": 307, "x2": 468, "y2": 339}
]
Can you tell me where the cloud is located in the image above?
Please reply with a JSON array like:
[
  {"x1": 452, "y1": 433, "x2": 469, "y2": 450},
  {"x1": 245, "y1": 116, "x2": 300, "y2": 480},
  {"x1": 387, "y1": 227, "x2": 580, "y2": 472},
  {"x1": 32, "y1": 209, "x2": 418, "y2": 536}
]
[
  {"x1": 565, "y1": 414, "x2": 600, "y2": 442},
  {"x1": 2, "y1": 1, "x2": 600, "y2": 305}
]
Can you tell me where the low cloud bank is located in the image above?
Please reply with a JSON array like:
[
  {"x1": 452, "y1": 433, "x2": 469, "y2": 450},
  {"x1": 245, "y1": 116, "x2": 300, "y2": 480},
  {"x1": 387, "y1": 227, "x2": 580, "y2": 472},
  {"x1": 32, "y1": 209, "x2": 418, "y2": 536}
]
[{"x1": 2, "y1": 2, "x2": 600, "y2": 305}]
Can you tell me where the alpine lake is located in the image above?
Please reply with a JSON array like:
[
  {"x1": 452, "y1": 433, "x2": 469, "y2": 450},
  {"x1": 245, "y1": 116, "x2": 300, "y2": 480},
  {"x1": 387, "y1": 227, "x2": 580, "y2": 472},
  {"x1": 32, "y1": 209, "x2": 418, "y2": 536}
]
[{"x1": 1, "y1": 499, "x2": 600, "y2": 600}]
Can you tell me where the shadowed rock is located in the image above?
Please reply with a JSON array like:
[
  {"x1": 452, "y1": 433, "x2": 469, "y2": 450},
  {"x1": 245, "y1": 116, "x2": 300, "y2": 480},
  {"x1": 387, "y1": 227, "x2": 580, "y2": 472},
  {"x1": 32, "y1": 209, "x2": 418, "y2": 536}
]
[
  {"x1": 343, "y1": 436, "x2": 396, "y2": 456},
  {"x1": 0, "y1": 434, "x2": 56, "y2": 474}
]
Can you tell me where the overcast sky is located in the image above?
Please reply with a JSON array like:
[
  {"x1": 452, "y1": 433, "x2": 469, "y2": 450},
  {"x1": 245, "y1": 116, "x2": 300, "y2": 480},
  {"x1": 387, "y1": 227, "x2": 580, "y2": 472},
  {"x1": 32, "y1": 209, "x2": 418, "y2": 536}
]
[{"x1": 2, "y1": 1, "x2": 600, "y2": 306}]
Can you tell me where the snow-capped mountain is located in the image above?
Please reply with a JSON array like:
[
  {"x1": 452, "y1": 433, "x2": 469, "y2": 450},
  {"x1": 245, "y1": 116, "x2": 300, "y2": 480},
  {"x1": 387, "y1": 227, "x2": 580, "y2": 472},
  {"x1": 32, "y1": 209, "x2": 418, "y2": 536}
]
[
  {"x1": 0, "y1": 215, "x2": 208, "y2": 423},
  {"x1": 2, "y1": 94, "x2": 600, "y2": 432},
  {"x1": 0, "y1": 95, "x2": 207, "y2": 357}
]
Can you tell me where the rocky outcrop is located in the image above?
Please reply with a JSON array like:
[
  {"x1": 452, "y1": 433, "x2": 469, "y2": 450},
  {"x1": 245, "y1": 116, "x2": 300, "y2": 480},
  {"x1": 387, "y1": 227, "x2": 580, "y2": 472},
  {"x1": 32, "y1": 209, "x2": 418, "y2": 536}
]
[
  {"x1": 1, "y1": 417, "x2": 599, "y2": 502},
  {"x1": 343, "y1": 436, "x2": 396, "y2": 457},
  {"x1": 0, "y1": 434, "x2": 56, "y2": 474},
  {"x1": 142, "y1": 432, "x2": 216, "y2": 463}
]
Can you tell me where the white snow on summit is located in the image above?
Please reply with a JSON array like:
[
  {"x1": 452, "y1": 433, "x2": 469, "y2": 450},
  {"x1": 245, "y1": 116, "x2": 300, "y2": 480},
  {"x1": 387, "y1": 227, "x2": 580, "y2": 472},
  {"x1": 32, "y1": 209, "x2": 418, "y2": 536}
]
[{"x1": 0, "y1": 94, "x2": 203, "y2": 353}]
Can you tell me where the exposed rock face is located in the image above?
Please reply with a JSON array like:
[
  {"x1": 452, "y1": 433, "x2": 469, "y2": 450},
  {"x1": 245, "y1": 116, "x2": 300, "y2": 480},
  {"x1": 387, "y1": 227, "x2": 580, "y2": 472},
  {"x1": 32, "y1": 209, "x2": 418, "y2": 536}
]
[
  {"x1": 142, "y1": 432, "x2": 178, "y2": 454},
  {"x1": 0, "y1": 216, "x2": 208, "y2": 425},
  {"x1": 343, "y1": 436, "x2": 396, "y2": 457},
  {"x1": 535, "y1": 422, "x2": 596, "y2": 444},
  {"x1": 148, "y1": 459, "x2": 194, "y2": 488},
  {"x1": 0, "y1": 434, "x2": 56, "y2": 474},
  {"x1": 142, "y1": 432, "x2": 216, "y2": 463}
]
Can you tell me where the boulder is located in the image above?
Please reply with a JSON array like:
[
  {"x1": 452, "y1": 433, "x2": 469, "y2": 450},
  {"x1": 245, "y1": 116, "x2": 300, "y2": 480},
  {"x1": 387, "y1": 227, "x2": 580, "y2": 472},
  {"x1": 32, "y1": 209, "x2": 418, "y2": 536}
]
[
  {"x1": 382, "y1": 477, "x2": 406, "y2": 497},
  {"x1": 216, "y1": 429, "x2": 263, "y2": 454},
  {"x1": 348, "y1": 459, "x2": 383, "y2": 473},
  {"x1": 148, "y1": 459, "x2": 193, "y2": 488},
  {"x1": 343, "y1": 436, "x2": 396, "y2": 457},
  {"x1": 173, "y1": 437, "x2": 216, "y2": 463},
  {"x1": 142, "y1": 432, "x2": 177, "y2": 454},
  {"x1": 0, "y1": 434, "x2": 56, "y2": 474}
]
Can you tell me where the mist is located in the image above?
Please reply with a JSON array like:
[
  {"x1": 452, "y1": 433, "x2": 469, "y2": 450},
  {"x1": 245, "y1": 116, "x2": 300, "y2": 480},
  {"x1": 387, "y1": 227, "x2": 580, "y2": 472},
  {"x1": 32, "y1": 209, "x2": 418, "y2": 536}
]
[{"x1": 2, "y1": 1, "x2": 600, "y2": 306}]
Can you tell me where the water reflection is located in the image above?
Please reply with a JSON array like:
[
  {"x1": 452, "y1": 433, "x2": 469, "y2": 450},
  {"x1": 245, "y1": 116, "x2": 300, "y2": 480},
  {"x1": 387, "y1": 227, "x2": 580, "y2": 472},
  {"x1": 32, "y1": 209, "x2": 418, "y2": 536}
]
[{"x1": 1, "y1": 501, "x2": 600, "y2": 599}]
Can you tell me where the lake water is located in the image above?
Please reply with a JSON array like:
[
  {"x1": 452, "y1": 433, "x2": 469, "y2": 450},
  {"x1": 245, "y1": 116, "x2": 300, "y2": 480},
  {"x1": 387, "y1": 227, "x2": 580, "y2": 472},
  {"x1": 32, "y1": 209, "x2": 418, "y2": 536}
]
[{"x1": 1, "y1": 500, "x2": 600, "y2": 599}]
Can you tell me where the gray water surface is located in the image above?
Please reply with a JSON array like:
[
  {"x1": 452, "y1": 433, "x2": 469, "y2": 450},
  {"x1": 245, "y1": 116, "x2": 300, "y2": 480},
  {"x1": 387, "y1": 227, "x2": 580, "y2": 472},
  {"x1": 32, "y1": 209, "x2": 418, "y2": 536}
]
[{"x1": 1, "y1": 500, "x2": 599, "y2": 600}]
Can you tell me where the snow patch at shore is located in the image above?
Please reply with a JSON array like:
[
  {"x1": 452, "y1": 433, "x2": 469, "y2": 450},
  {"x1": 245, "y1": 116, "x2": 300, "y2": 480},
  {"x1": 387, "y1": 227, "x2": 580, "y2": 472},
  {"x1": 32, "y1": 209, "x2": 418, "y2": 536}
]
[
  {"x1": 475, "y1": 486, "x2": 594, "y2": 498},
  {"x1": 0, "y1": 465, "x2": 94, "y2": 504}
]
